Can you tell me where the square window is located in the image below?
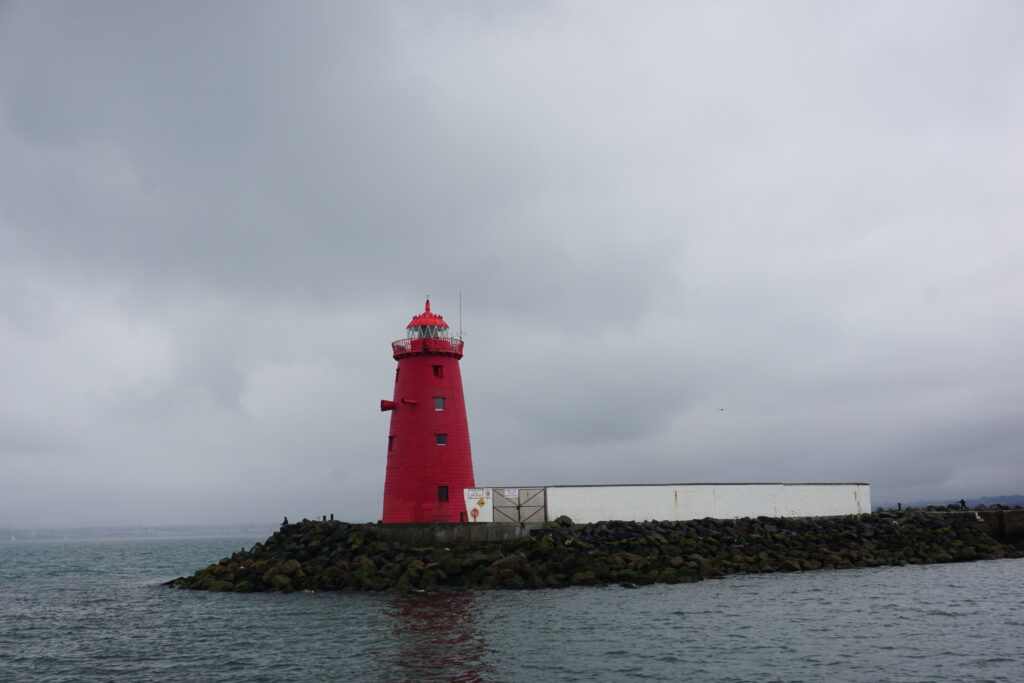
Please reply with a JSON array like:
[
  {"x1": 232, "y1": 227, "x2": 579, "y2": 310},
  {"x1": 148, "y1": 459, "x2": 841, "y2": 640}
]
[
  {"x1": 435, "y1": 433, "x2": 447, "y2": 446},
  {"x1": 432, "y1": 365, "x2": 443, "y2": 379},
  {"x1": 438, "y1": 486, "x2": 449, "y2": 502},
  {"x1": 434, "y1": 397, "x2": 445, "y2": 411}
]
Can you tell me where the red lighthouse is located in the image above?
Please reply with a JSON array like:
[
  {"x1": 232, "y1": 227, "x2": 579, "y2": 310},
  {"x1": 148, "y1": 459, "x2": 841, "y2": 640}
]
[{"x1": 380, "y1": 300, "x2": 475, "y2": 523}]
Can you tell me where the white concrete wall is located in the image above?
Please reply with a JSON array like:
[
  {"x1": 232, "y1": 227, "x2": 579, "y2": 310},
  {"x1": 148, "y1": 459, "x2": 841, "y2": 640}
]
[{"x1": 545, "y1": 483, "x2": 871, "y2": 523}]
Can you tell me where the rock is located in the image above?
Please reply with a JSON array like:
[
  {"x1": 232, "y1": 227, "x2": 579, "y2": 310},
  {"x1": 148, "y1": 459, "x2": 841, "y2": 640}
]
[
  {"x1": 656, "y1": 568, "x2": 680, "y2": 584},
  {"x1": 502, "y1": 574, "x2": 527, "y2": 590},
  {"x1": 780, "y1": 558, "x2": 802, "y2": 572}
]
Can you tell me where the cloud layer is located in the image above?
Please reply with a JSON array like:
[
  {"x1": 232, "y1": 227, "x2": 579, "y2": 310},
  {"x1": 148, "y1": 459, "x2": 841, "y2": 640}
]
[{"x1": 1, "y1": 2, "x2": 1022, "y2": 526}]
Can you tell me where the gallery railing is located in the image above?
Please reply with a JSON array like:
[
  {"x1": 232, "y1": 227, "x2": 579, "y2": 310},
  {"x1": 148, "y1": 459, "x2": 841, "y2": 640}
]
[{"x1": 391, "y1": 337, "x2": 465, "y2": 358}]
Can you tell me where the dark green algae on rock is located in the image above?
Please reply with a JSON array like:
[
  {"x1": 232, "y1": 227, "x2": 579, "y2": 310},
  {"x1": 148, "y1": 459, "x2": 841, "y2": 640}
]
[{"x1": 166, "y1": 512, "x2": 1023, "y2": 594}]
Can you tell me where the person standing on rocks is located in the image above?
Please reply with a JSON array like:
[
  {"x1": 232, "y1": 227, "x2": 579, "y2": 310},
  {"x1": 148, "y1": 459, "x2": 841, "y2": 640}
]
[{"x1": 959, "y1": 499, "x2": 967, "y2": 511}]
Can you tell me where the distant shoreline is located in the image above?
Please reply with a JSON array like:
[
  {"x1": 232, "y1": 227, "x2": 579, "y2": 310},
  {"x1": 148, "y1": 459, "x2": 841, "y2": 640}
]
[{"x1": 2, "y1": 525, "x2": 276, "y2": 542}]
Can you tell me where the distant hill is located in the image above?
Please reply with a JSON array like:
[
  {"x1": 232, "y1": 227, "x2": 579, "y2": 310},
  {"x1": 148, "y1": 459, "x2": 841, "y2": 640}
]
[
  {"x1": 970, "y1": 495, "x2": 1024, "y2": 507},
  {"x1": 876, "y1": 494, "x2": 1024, "y2": 510}
]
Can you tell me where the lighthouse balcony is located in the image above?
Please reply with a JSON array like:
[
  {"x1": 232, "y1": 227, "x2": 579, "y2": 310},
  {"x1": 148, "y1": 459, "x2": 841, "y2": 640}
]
[{"x1": 392, "y1": 337, "x2": 464, "y2": 358}]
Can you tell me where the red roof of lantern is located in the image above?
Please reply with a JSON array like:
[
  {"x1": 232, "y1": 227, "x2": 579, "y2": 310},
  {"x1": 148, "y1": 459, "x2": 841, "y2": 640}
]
[{"x1": 406, "y1": 299, "x2": 449, "y2": 328}]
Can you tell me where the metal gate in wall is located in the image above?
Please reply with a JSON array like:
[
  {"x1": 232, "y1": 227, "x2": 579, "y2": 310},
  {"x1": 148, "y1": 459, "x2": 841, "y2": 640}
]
[{"x1": 492, "y1": 487, "x2": 547, "y2": 523}]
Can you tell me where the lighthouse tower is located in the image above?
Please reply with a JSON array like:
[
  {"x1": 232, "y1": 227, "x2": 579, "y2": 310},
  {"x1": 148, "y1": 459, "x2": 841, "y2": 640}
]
[{"x1": 380, "y1": 300, "x2": 475, "y2": 523}]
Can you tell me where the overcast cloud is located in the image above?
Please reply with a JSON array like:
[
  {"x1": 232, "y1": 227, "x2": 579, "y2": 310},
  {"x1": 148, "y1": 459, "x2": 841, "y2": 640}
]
[{"x1": 1, "y1": 1, "x2": 1022, "y2": 528}]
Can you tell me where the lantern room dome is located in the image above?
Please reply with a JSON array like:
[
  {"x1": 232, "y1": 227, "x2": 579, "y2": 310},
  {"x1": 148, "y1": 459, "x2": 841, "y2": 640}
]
[
  {"x1": 405, "y1": 300, "x2": 451, "y2": 340},
  {"x1": 407, "y1": 300, "x2": 449, "y2": 329}
]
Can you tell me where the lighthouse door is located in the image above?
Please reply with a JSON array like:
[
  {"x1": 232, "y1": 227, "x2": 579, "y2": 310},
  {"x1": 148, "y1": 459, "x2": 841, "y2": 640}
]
[{"x1": 492, "y1": 487, "x2": 547, "y2": 524}]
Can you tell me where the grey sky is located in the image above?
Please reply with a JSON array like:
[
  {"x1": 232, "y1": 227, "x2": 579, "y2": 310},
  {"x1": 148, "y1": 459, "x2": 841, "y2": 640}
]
[{"x1": 1, "y1": 2, "x2": 1021, "y2": 527}]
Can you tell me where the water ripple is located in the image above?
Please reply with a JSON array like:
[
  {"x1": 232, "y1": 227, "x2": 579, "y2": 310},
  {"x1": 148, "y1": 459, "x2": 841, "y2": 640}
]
[{"x1": 1, "y1": 539, "x2": 1022, "y2": 681}]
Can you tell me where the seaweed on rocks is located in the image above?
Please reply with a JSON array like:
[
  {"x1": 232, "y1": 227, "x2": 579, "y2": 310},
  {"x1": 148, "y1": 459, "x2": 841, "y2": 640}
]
[{"x1": 165, "y1": 512, "x2": 1023, "y2": 594}]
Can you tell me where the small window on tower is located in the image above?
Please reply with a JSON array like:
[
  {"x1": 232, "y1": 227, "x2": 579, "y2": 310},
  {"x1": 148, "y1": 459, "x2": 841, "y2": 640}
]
[
  {"x1": 395, "y1": 368, "x2": 400, "y2": 382},
  {"x1": 388, "y1": 435, "x2": 395, "y2": 451},
  {"x1": 434, "y1": 397, "x2": 445, "y2": 411},
  {"x1": 432, "y1": 365, "x2": 443, "y2": 379},
  {"x1": 438, "y1": 486, "x2": 449, "y2": 502},
  {"x1": 435, "y1": 433, "x2": 447, "y2": 446}
]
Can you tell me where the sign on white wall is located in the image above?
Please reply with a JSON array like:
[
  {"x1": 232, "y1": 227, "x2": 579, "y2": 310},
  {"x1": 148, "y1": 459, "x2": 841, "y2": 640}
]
[{"x1": 463, "y1": 488, "x2": 493, "y2": 523}]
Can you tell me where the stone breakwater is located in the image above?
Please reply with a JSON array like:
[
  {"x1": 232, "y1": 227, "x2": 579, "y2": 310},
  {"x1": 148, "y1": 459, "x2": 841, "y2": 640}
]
[{"x1": 167, "y1": 512, "x2": 1023, "y2": 593}]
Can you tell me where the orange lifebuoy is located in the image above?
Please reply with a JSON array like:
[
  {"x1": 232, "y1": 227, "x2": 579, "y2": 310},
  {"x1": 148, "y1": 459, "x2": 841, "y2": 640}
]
[{"x1": 470, "y1": 508, "x2": 479, "y2": 518}]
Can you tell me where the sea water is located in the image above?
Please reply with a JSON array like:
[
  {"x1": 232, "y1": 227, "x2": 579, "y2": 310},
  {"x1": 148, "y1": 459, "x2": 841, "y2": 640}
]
[{"x1": 1, "y1": 536, "x2": 1021, "y2": 682}]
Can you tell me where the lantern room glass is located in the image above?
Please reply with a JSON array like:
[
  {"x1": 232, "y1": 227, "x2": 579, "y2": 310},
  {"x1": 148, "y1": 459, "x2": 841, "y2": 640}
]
[{"x1": 408, "y1": 324, "x2": 449, "y2": 340}]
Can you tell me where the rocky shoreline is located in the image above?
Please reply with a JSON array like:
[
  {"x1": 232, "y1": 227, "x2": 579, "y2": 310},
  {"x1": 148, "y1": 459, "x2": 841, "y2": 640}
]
[{"x1": 166, "y1": 512, "x2": 1023, "y2": 594}]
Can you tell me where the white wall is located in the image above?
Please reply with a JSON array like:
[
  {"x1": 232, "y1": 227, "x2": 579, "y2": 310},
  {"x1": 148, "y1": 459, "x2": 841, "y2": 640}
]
[{"x1": 544, "y1": 483, "x2": 871, "y2": 523}]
